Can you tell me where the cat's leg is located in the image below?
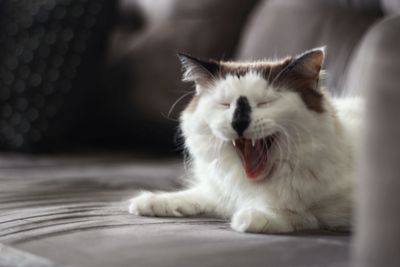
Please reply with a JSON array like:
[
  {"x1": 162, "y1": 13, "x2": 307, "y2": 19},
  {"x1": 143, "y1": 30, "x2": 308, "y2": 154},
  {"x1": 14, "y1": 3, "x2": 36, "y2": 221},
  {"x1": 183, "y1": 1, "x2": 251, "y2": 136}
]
[
  {"x1": 230, "y1": 208, "x2": 318, "y2": 233},
  {"x1": 129, "y1": 187, "x2": 215, "y2": 217},
  {"x1": 312, "y1": 198, "x2": 352, "y2": 231}
]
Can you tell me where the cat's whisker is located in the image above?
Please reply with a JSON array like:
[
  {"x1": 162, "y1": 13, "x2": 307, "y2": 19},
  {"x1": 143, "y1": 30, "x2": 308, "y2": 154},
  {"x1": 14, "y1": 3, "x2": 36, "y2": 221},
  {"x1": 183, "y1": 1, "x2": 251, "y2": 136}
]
[
  {"x1": 279, "y1": 118, "x2": 317, "y2": 162},
  {"x1": 266, "y1": 66, "x2": 273, "y2": 85},
  {"x1": 160, "y1": 113, "x2": 180, "y2": 122},
  {"x1": 270, "y1": 124, "x2": 298, "y2": 177},
  {"x1": 256, "y1": 124, "x2": 282, "y2": 175},
  {"x1": 289, "y1": 130, "x2": 300, "y2": 175},
  {"x1": 288, "y1": 127, "x2": 301, "y2": 175},
  {"x1": 165, "y1": 90, "x2": 196, "y2": 120},
  {"x1": 287, "y1": 120, "x2": 314, "y2": 177},
  {"x1": 272, "y1": 126, "x2": 290, "y2": 176},
  {"x1": 279, "y1": 123, "x2": 301, "y2": 175}
]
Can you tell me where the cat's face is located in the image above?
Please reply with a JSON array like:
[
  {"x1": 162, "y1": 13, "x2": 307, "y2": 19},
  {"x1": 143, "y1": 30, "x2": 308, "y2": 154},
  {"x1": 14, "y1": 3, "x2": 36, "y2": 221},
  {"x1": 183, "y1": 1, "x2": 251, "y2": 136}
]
[{"x1": 179, "y1": 48, "x2": 325, "y2": 180}]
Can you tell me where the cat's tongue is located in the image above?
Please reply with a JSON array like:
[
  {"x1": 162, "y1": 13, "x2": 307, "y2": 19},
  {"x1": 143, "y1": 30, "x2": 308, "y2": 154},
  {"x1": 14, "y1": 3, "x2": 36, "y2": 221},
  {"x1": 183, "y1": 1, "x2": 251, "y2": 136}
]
[{"x1": 235, "y1": 139, "x2": 268, "y2": 179}]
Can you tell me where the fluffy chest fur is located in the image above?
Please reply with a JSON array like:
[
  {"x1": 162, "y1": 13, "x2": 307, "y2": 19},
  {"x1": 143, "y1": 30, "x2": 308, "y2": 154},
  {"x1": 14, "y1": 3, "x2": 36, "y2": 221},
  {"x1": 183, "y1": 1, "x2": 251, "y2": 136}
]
[{"x1": 129, "y1": 48, "x2": 363, "y2": 233}]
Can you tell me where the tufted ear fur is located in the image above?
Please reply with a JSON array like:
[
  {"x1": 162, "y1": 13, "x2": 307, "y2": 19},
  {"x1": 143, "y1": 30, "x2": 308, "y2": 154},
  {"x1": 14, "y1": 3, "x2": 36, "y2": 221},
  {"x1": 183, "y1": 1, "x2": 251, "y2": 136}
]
[
  {"x1": 294, "y1": 47, "x2": 325, "y2": 77},
  {"x1": 177, "y1": 52, "x2": 220, "y2": 91},
  {"x1": 273, "y1": 47, "x2": 326, "y2": 112},
  {"x1": 274, "y1": 47, "x2": 325, "y2": 90}
]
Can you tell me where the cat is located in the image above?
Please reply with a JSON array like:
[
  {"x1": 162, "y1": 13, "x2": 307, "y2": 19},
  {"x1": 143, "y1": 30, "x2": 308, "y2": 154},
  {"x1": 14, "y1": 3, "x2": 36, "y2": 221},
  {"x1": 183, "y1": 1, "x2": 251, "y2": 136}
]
[{"x1": 129, "y1": 47, "x2": 363, "y2": 233}]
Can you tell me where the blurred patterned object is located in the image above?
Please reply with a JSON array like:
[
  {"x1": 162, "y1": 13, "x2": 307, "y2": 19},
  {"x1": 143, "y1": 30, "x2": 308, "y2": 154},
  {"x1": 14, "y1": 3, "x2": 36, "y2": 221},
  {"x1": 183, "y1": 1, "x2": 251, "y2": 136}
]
[
  {"x1": 104, "y1": 0, "x2": 260, "y2": 151},
  {"x1": 0, "y1": 0, "x2": 115, "y2": 152}
]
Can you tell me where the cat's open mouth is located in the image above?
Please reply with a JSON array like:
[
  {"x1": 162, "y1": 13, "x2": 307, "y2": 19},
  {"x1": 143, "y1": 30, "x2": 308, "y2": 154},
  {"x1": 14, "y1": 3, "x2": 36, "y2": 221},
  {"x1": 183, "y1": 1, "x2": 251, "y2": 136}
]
[{"x1": 232, "y1": 135, "x2": 277, "y2": 180}]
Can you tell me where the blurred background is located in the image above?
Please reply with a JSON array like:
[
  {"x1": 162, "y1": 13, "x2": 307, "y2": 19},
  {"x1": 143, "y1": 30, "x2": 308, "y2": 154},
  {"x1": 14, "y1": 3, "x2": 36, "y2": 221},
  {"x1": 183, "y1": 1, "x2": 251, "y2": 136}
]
[
  {"x1": 1, "y1": 1, "x2": 400, "y2": 267},
  {"x1": 0, "y1": 0, "x2": 388, "y2": 154}
]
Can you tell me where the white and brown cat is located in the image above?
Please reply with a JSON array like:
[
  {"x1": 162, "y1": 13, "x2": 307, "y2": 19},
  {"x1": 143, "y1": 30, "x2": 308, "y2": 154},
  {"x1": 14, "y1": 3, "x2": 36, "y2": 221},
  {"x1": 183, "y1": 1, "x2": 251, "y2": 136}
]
[{"x1": 129, "y1": 48, "x2": 363, "y2": 233}]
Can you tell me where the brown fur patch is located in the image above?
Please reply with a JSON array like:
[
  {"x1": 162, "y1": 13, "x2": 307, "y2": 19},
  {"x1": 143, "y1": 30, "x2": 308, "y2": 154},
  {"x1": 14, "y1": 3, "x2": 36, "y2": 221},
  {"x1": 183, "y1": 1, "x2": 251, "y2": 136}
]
[
  {"x1": 218, "y1": 58, "x2": 292, "y2": 83},
  {"x1": 218, "y1": 56, "x2": 325, "y2": 113},
  {"x1": 279, "y1": 76, "x2": 325, "y2": 113},
  {"x1": 297, "y1": 86, "x2": 325, "y2": 113},
  {"x1": 182, "y1": 54, "x2": 326, "y2": 114},
  {"x1": 272, "y1": 56, "x2": 325, "y2": 113}
]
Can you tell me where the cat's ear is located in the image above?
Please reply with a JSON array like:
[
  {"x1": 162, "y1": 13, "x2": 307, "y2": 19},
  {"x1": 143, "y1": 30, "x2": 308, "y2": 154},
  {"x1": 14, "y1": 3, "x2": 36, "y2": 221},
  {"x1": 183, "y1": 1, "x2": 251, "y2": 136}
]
[
  {"x1": 292, "y1": 47, "x2": 325, "y2": 81},
  {"x1": 177, "y1": 52, "x2": 219, "y2": 89},
  {"x1": 274, "y1": 47, "x2": 325, "y2": 91}
]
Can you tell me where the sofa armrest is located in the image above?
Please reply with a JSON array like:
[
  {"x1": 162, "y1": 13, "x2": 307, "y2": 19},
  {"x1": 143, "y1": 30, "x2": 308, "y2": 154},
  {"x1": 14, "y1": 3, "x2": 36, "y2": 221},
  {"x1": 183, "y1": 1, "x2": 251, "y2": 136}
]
[{"x1": 350, "y1": 15, "x2": 400, "y2": 267}]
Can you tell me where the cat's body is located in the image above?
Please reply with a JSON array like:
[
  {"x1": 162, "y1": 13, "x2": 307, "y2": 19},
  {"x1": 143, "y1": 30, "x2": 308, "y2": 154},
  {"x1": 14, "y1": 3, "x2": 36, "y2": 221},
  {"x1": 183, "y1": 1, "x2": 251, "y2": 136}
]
[{"x1": 129, "y1": 48, "x2": 363, "y2": 233}]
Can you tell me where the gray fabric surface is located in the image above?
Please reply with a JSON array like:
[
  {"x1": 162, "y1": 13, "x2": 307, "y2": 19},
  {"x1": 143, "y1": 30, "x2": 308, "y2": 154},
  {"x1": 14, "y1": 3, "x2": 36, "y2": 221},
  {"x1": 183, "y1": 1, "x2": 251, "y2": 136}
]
[
  {"x1": 345, "y1": 0, "x2": 382, "y2": 11},
  {"x1": 236, "y1": 0, "x2": 381, "y2": 95},
  {"x1": 0, "y1": 243, "x2": 64, "y2": 267},
  {"x1": 0, "y1": 154, "x2": 350, "y2": 267},
  {"x1": 382, "y1": 0, "x2": 400, "y2": 14},
  {"x1": 351, "y1": 16, "x2": 400, "y2": 267}
]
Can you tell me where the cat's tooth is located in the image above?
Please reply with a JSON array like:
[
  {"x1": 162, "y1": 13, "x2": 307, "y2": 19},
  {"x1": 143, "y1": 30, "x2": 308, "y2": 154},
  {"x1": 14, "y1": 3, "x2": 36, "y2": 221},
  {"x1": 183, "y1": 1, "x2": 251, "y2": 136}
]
[
  {"x1": 252, "y1": 139, "x2": 256, "y2": 147},
  {"x1": 232, "y1": 140, "x2": 236, "y2": 147}
]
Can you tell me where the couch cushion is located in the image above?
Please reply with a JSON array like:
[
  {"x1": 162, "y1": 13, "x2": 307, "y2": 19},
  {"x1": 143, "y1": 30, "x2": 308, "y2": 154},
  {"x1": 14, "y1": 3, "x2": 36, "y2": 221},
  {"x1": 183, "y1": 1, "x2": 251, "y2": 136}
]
[
  {"x1": 348, "y1": 16, "x2": 400, "y2": 267},
  {"x1": 0, "y1": 154, "x2": 350, "y2": 267},
  {"x1": 236, "y1": 0, "x2": 381, "y2": 95},
  {"x1": 382, "y1": 0, "x2": 400, "y2": 14}
]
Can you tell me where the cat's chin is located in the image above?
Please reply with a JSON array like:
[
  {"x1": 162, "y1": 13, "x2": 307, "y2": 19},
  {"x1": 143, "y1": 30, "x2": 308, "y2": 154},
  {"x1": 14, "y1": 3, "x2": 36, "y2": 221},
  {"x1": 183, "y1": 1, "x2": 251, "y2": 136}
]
[{"x1": 232, "y1": 134, "x2": 277, "y2": 181}]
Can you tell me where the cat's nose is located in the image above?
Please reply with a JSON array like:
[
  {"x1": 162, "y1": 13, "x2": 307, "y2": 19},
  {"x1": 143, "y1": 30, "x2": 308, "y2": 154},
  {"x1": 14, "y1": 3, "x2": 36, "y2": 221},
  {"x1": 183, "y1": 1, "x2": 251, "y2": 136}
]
[{"x1": 231, "y1": 96, "x2": 251, "y2": 136}]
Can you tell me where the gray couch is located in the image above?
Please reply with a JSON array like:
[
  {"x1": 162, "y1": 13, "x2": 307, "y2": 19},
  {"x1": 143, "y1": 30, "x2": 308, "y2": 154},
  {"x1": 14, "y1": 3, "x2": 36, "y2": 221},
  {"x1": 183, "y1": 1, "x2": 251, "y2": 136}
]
[{"x1": 1, "y1": 1, "x2": 400, "y2": 267}]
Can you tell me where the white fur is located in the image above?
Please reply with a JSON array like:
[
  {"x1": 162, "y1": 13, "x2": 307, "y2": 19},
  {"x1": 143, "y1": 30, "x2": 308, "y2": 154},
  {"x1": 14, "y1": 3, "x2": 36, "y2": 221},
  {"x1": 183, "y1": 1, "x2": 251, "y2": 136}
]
[{"x1": 129, "y1": 72, "x2": 364, "y2": 233}]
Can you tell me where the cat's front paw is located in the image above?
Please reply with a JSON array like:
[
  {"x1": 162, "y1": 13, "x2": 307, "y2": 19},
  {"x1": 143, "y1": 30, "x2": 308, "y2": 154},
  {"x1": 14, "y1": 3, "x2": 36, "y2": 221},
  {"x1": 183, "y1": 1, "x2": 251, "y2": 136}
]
[
  {"x1": 231, "y1": 209, "x2": 293, "y2": 233},
  {"x1": 129, "y1": 191, "x2": 201, "y2": 217}
]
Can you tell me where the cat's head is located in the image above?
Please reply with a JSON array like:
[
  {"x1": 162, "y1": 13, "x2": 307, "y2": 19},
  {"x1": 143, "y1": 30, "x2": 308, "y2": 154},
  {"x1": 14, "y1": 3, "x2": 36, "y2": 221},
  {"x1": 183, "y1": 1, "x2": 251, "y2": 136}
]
[{"x1": 178, "y1": 48, "x2": 327, "y2": 180}]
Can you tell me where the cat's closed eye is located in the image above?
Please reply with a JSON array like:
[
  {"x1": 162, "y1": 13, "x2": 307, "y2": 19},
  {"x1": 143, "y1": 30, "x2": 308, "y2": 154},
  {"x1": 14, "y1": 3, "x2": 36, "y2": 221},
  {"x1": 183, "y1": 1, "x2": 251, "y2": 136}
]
[
  {"x1": 257, "y1": 101, "x2": 271, "y2": 108},
  {"x1": 220, "y1": 103, "x2": 231, "y2": 108}
]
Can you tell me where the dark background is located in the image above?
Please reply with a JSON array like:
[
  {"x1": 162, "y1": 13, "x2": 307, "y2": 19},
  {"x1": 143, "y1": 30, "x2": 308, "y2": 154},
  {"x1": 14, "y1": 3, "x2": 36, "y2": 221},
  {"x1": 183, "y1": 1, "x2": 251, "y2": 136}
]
[
  {"x1": 0, "y1": 0, "x2": 261, "y2": 153},
  {"x1": 0, "y1": 0, "x2": 384, "y2": 154}
]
